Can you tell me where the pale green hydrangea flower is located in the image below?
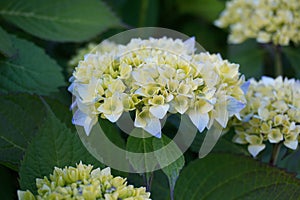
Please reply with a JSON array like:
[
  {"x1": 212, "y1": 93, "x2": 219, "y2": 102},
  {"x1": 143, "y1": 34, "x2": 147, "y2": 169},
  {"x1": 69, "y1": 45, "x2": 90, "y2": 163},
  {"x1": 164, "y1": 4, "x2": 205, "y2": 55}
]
[
  {"x1": 17, "y1": 162, "x2": 151, "y2": 200},
  {"x1": 215, "y1": 0, "x2": 300, "y2": 45},
  {"x1": 68, "y1": 37, "x2": 247, "y2": 138},
  {"x1": 68, "y1": 41, "x2": 118, "y2": 74},
  {"x1": 232, "y1": 76, "x2": 300, "y2": 157}
]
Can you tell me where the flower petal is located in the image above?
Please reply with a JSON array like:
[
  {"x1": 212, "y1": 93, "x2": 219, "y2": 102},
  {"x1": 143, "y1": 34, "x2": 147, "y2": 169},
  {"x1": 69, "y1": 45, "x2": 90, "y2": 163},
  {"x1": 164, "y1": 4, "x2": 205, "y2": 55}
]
[
  {"x1": 227, "y1": 97, "x2": 246, "y2": 117},
  {"x1": 72, "y1": 109, "x2": 87, "y2": 127},
  {"x1": 149, "y1": 104, "x2": 169, "y2": 119},
  {"x1": 241, "y1": 80, "x2": 250, "y2": 94},
  {"x1": 104, "y1": 112, "x2": 122, "y2": 123},
  {"x1": 144, "y1": 117, "x2": 162, "y2": 138},
  {"x1": 184, "y1": 37, "x2": 195, "y2": 54},
  {"x1": 214, "y1": 100, "x2": 229, "y2": 128},
  {"x1": 284, "y1": 140, "x2": 298, "y2": 150},
  {"x1": 261, "y1": 76, "x2": 274, "y2": 85},
  {"x1": 72, "y1": 110, "x2": 97, "y2": 136},
  {"x1": 188, "y1": 110, "x2": 209, "y2": 132},
  {"x1": 248, "y1": 144, "x2": 266, "y2": 157},
  {"x1": 134, "y1": 109, "x2": 162, "y2": 138}
]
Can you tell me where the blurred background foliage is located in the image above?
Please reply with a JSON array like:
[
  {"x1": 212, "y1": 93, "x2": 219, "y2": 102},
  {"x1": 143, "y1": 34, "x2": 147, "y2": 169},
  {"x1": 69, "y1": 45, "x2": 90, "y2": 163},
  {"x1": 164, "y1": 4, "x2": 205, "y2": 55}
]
[{"x1": 1, "y1": 0, "x2": 300, "y2": 199}]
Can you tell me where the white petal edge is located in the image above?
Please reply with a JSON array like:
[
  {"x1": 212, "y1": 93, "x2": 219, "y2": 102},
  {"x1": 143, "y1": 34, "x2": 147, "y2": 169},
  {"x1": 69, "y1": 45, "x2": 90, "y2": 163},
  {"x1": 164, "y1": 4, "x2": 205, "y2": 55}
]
[
  {"x1": 188, "y1": 110, "x2": 209, "y2": 133},
  {"x1": 104, "y1": 112, "x2": 122, "y2": 123},
  {"x1": 149, "y1": 104, "x2": 169, "y2": 119},
  {"x1": 184, "y1": 37, "x2": 195, "y2": 54},
  {"x1": 248, "y1": 144, "x2": 266, "y2": 157},
  {"x1": 284, "y1": 140, "x2": 298, "y2": 150},
  {"x1": 72, "y1": 110, "x2": 97, "y2": 136}
]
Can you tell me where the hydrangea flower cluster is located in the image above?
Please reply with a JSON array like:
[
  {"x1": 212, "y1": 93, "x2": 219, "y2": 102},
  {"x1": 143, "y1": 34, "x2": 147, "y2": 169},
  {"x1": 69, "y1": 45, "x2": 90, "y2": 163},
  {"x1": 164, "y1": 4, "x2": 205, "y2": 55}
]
[
  {"x1": 232, "y1": 76, "x2": 300, "y2": 157},
  {"x1": 68, "y1": 37, "x2": 247, "y2": 137},
  {"x1": 68, "y1": 41, "x2": 117, "y2": 75},
  {"x1": 214, "y1": 0, "x2": 300, "y2": 45},
  {"x1": 18, "y1": 162, "x2": 151, "y2": 200}
]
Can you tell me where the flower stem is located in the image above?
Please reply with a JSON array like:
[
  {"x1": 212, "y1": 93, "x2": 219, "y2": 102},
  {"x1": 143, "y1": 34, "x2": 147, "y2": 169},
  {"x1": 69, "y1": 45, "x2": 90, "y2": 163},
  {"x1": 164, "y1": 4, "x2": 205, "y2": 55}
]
[
  {"x1": 270, "y1": 143, "x2": 282, "y2": 166},
  {"x1": 139, "y1": 0, "x2": 149, "y2": 27},
  {"x1": 144, "y1": 172, "x2": 153, "y2": 192},
  {"x1": 274, "y1": 44, "x2": 283, "y2": 77}
]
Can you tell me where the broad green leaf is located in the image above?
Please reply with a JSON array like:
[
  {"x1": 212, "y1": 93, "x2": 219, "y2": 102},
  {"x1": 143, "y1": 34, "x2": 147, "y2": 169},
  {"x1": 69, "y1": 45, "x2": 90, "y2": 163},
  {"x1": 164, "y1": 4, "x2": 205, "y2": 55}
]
[
  {"x1": 45, "y1": 96, "x2": 74, "y2": 130},
  {"x1": 126, "y1": 129, "x2": 158, "y2": 173},
  {"x1": 176, "y1": 0, "x2": 225, "y2": 22},
  {"x1": 278, "y1": 149, "x2": 300, "y2": 179},
  {"x1": 0, "y1": 94, "x2": 74, "y2": 170},
  {"x1": 0, "y1": 0, "x2": 121, "y2": 42},
  {"x1": 19, "y1": 109, "x2": 104, "y2": 193},
  {"x1": 228, "y1": 40, "x2": 264, "y2": 79},
  {"x1": 174, "y1": 153, "x2": 300, "y2": 200},
  {"x1": 282, "y1": 47, "x2": 300, "y2": 78},
  {"x1": 0, "y1": 94, "x2": 46, "y2": 170},
  {"x1": 0, "y1": 26, "x2": 15, "y2": 57},
  {"x1": 0, "y1": 34, "x2": 65, "y2": 95},
  {"x1": 152, "y1": 135, "x2": 184, "y2": 197}
]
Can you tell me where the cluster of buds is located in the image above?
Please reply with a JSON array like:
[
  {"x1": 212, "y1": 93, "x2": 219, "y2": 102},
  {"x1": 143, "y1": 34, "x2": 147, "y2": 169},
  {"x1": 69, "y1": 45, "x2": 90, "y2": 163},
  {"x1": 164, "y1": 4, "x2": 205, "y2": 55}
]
[
  {"x1": 18, "y1": 162, "x2": 151, "y2": 200},
  {"x1": 215, "y1": 0, "x2": 300, "y2": 45},
  {"x1": 232, "y1": 77, "x2": 300, "y2": 157}
]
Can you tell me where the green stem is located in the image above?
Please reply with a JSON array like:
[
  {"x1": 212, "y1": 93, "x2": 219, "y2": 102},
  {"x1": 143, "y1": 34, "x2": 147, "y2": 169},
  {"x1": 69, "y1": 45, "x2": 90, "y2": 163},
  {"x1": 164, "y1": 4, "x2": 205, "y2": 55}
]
[
  {"x1": 143, "y1": 172, "x2": 153, "y2": 192},
  {"x1": 170, "y1": 185, "x2": 175, "y2": 200},
  {"x1": 274, "y1": 44, "x2": 283, "y2": 77},
  {"x1": 139, "y1": 0, "x2": 149, "y2": 27},
  {"x1": 270, "y1": 143, "x2": 282, "y2": 166}
]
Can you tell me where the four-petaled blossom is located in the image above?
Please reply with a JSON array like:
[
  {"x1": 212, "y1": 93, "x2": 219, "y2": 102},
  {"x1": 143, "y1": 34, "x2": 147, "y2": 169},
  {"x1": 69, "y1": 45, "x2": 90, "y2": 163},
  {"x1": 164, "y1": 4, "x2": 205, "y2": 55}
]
[
  {"x1": 215, "y1": 0, "x2": 300, "y2": 45},
  {"x1": 17, "y1": 162, "x2": 151, "y2": 200},
  {"x1": 232, "y1": 76, "x2": 300, "y2": 157},
  {"x1": 69, "y1": 37, "x2": 247, "y2": 138}
]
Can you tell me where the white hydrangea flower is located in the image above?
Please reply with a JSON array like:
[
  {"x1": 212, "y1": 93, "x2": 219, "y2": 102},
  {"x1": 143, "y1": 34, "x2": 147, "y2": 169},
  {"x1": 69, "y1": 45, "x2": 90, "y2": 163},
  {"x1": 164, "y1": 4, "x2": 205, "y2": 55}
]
[
  {"x1": 69, "y1": 37, "x2": 247, "y2": 138},
  {"x1": 215, "y1": 0, "x2": 300, "y2": 45},
  {"x1": 232, "y1": 76, "x2": 300, "y2": 157}
]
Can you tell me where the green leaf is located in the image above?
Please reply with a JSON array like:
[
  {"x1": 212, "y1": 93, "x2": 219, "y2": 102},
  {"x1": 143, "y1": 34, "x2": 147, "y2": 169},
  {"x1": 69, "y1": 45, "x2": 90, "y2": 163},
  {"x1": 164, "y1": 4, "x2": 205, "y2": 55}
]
[
  {"x1": 0, "y1": 26, "x2": 15, "y2": 57},
  {"x1": 174, "y1": 153, "x2": 300, "y2": 200},
  {"x1": 176, "y1": 0, "x2": 225, "y2": 22},
  {"x1": 0, "y1": 0, "x2": 121, "y2": 42},
  {"x1": 282, "y1": 47, "x2": 300, "y2": 78},
  {"x1": 126, "y1": 129, "x2": 158, "y2": 173},
  {"x1": 190, "y1": 129, "x2": 249, "y2": 156},
  {"x1": 19, "y1": 109, "x2": 104, "y2": 192},
  {"x1": 228, "y1": 40, "x2": 264, "y2": 79},
  {"x1": 127, "y1": 170, "x2": 170, "y2": 200},
  {"x1": 0, "y1": 94, "x2": 46, "y2": 170},
  {"x1": 278, "y1": 149, "x2": 300, "y2": 179},
  {"x1": 0, "y1": 34, "x2": 65, "y2": 95},
  {"x1": 45, "y1": 96, "x2": 74, "y2": 130},
  {"x1": 150, "y1": 170, "x2": 171, "y2": 200},
  {"x1": 152, "y1": 135, "x2": 184, "y2": 197},
  {"x1": 99, "y1": 118, "x2": 126, "y2": 149},
  {"x1": 0, "y1": 93, "x2": 74, "y2": 171}
]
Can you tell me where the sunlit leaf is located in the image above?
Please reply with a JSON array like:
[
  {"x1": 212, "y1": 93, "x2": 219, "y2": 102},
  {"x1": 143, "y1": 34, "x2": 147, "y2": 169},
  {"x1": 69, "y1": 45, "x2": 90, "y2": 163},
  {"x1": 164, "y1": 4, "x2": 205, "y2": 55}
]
[{"x1": 0, "y1": 0, "x2": 121, "y2": 42}]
